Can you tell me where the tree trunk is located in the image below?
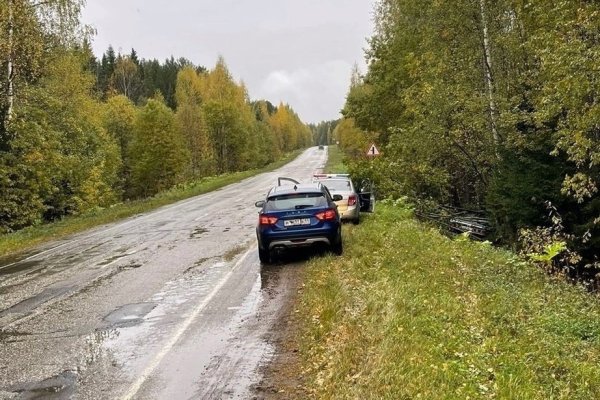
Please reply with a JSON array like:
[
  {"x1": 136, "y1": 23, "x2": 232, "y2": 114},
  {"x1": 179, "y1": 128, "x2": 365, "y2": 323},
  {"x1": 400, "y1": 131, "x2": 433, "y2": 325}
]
[
  {"x1": 5, "y1": 0, "x2": 15, "y2": 130},
  {"x1": 478, "y1": 0, "x2": 499, "y2": 152}
]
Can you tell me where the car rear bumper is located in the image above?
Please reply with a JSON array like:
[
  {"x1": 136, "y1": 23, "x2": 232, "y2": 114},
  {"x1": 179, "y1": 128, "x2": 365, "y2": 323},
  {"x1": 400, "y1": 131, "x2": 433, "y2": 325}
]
[
  {"x1": 339, "y1": 205, "x2": 359, "y2": 221},
  {"x1": 257, "y1": 226, "x2": 340, "y2": 251},
  {"x1": 267, "y1": 236, "x2": 331, "y2": 249}
]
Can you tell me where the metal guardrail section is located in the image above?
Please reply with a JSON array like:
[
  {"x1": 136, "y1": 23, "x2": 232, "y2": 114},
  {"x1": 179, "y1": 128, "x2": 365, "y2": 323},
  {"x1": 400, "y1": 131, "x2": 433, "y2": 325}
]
[
  {"x1": 415, "y1": 205, "x2": 492, "y2": 240},
  {"x1": 449, "y1": 217, "x2": 491, "y2": 238}
]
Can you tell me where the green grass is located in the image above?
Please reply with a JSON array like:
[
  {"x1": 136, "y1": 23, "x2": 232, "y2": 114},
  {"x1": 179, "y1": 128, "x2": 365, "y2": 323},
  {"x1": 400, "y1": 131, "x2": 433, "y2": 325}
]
[
  {"x1": 324, "y1": 145, "x2": 347, "y2": 174},
  {"x1": 298, "y1": 199, "x2": 600, "y2": 399},
  {"x1": 0, "y1": 151, "x2": 302, "y2": 258}
]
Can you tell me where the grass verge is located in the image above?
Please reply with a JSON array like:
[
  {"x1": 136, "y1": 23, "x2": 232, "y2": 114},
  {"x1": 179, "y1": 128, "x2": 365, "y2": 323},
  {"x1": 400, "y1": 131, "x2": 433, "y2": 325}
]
[
  {"x1": 323, "y1": 145, "x2": 347, "y2": 174},
  {"x1": 0, "y1": 150, "x2": 302, "y2": 258},
  {"x1": 297, "y1": 199, "x2": 600, "y2": 399}
]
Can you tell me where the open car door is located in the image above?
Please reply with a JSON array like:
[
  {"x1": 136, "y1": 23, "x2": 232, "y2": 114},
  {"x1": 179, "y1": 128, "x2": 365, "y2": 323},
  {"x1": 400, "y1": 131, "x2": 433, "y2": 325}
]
[{"x1": 358, "y1": 179, "x2": 375, "y2": 213}]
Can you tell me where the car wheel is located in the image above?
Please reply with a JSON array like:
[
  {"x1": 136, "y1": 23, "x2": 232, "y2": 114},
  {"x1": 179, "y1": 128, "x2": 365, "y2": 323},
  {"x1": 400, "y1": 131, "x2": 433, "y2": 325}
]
[
  {"x1": 332, "y1": 233, "x2": 343, "y2": 255},
  {"x1": 258, "y1": 247, "x2": 270, "y2": 264},
  {"x1": 352, "y1": 216, "x2": 360, "y2": 225}
]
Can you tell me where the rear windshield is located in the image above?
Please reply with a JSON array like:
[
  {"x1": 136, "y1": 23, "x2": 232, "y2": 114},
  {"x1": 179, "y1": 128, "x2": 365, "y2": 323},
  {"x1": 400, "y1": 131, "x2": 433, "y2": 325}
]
[
  {"x1": 265, "y1": 193, "x2": 327, "y2": 211},
  {"x1": 321, "y1": 179, "x2": 352, "y2": 191}
]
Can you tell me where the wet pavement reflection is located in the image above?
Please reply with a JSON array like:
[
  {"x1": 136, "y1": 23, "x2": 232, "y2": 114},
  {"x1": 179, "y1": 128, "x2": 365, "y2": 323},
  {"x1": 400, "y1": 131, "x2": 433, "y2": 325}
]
[{"x1": 0, "y1": 147, "x2": 328, "y2": 399}]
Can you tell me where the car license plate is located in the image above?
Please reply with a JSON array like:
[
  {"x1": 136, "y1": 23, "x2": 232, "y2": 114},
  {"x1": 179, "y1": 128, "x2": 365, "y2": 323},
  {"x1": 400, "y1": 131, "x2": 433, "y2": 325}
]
[{"x1": 284, "y1": 218, "x2": 311, "y2": 227}]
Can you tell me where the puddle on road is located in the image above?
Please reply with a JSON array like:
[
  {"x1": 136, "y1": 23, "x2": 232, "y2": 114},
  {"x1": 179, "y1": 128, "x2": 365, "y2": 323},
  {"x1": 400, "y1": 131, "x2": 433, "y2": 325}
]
[
  {"x1": 190, "y1": 270, "x2": 278, "y2": 399},
  {"x1": 103, "y1": 303, "x2": 157, "y2": 329},
  {"x1": 9, "y1": 370, "x2": 77, "y2": 400},
  {"x1": 79, "y1": 254, "x2": 284, "y2": 398}
]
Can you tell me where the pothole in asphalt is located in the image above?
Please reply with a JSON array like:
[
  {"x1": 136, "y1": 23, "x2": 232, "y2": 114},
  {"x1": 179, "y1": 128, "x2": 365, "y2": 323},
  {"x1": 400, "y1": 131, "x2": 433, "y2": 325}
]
[
  {"x1": 0, "y1": 259, "x2": 43, "y2": 276},
  {"x1": 103, "y1": 303, "x2": 156, "y2": 328},
  {"x1": 97, "y1": 255, "x2": 126, "y2": 266},
  {"x1": 9, "y1": 370, "x2": 77, "y2": 400},
  {"x1": 117, "y1": 261, "x2": 142, "y2": 271},
  {"x1": 0, "y1": 285, "x2": 76, "y2": 317},
  {"x1": 223, "y1": 245, "x2": 247, "y2": 262},
  {"x1": 0, "y1": 329, "x2": 32, "y2": 342},
  {"x1": 184, "y1": 257, "x2": 212, "y2": 274},
  {"x1": 190, "y1": 227, "x2": 209, "y2": 239}
]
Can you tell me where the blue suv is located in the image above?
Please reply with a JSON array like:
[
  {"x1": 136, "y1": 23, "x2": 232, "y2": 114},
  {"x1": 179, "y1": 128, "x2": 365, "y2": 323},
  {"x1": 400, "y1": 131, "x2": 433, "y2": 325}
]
[{"x1": 255, "y1": 177, "x2": 343, "y2": 263}]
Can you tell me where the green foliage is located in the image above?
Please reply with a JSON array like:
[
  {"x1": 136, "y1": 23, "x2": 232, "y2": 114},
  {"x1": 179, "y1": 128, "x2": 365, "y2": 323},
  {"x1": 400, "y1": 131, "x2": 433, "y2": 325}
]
[
  {"x1": 322, "y1": 145, "x2": 346, "y2": 174},
  {"x1": 309, "y1": 120, "x2": 338, "y2": 146},
  {"x1": 110, "y1": 55, "x2": 142, "y2": 101},
  {"x1": 103, "y1": 95, "x2": 136, "y2": 198},
  {"x1": 268, "y1": 102, "x2": 311, "y2": 154},
  {"x1": 486, "y1": 141, "x2": 568, "y2": 243},
  {"x1": 0, "y1": 150, "x2": 302, "y2": 257},
  {"x1": 0, "y1": 4, "x2": 312, "y2": 235},
  {"x1": 175, "y1": 66, "x2": 216, "y2": 177},
  {"x1": 341, "y1": 0, "x2": 600, "y2": 266},
  {"x1": 0, "y1": 150, "x2": 46, "y2": 233},
  {"x1": 333, "y1": 118, "x2": 374, "y2": 159},
  {"x1": 343, "y1": 0, "x2": 496, "y2": 208},
  {"x1": 196, "y1": 58, "x2": 255, "y2": 172},
  {"x1": 0, "y1": 51, "x2": 121, "y2": 229},
  {"x1": 129, "y1": 98, "x2": 189, "y2": 197},
  {"x1": 530, "y1": 242, "x2": 567, "y2": 264}
]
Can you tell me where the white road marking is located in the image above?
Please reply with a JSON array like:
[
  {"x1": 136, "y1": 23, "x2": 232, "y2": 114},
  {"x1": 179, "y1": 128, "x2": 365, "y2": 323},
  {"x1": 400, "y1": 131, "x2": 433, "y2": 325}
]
[
  {"x1": 193, "y1": 213, "x2": 210, "y2": 222},
  {"x1": 120, "y1": 248, "x2": 253, "y2": 400}
]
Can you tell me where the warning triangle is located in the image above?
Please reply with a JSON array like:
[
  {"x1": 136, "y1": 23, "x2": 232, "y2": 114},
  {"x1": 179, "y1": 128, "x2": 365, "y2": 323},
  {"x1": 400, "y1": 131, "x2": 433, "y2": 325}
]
[{"x1": 367, "y1": 144, "x2": 380, "y2": 156}]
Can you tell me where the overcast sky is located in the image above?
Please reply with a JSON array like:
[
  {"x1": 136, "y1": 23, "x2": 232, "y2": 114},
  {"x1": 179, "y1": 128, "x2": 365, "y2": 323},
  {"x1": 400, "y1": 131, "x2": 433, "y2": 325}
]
[{"x1": 81, "y1": 0, "x2": 376, "y2": 124}]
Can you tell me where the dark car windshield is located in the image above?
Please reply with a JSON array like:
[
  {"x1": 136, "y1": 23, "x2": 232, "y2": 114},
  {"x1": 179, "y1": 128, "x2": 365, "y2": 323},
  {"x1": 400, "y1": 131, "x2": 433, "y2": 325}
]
[
  {"x1": 321, "y1": 179, "x2": 351, "y2": 191},
  {"x1": 265, "y1": 193, "x2": 327, "y2": 211}
]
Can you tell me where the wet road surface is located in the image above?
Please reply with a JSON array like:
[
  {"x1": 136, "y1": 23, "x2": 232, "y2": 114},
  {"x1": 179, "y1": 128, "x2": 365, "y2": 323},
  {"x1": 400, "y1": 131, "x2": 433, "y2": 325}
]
[{"x1": 0, "y1": 147, "x2": 327, "y2": 399}]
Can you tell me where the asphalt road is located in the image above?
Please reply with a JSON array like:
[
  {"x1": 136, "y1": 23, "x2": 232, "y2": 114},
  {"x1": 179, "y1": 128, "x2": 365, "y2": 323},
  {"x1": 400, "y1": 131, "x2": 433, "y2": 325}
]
[{"x1": 0, "y1": 147, "x2": 327, "y2": 400}]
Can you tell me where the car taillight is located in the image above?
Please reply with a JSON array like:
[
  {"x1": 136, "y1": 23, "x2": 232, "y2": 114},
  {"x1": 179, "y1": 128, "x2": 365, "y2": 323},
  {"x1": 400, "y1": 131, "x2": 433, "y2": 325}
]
[
  {"x1": 348, "y1": 195, "x2": 357, "y2": 206},
  {"x1": 259, "y1": 215, "x2": 278, "y2": 225},
  {"x1": 315, "y1": 209, "x2": 337, "y2": 221}
]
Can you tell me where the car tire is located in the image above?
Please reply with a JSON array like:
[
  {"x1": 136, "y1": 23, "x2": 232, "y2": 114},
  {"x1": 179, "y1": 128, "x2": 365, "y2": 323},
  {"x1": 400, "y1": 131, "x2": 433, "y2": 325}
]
[
  {"x1": 332, "y1": 233, "x2": 343, "y2": 255},
  {"x1": 352, "y1": 216, "x2": 360, "y2": 225},
  {"x1": 258, "y1": 247, "x2": 271, "y2": 264}
]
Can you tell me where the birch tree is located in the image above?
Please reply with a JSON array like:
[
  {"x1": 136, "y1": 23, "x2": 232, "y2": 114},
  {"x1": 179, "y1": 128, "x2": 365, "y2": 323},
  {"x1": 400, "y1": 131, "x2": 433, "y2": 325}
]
[
  {"x1": 0, "y1": 0, "x2": 86, "y2": 143},
  {"x1": 110, "y1": 56, "x2": 141, "y2": 101}
]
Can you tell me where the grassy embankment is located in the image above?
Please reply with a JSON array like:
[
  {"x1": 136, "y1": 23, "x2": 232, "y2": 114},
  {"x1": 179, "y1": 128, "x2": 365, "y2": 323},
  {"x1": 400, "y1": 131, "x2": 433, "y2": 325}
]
[
  {"x1": 0, "y1": 150, "x2": 302, "y2": 258},
  {"x1": 323, "y1": 145, "x2": 347, "y2": 174},
  {"x1": 292, "y1": 146, "x2": 600, "y2": 399}
]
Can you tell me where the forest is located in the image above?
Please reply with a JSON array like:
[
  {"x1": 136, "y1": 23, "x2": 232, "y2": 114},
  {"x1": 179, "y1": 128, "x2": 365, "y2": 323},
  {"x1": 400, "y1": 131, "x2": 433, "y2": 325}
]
[
  {"x1": 0, "y1": 0, "x2": 312, "y2": 234},
  {"x1": 2, "y1": 0, "x2": 598, "y2": 274},
  {"x1": 334, "y1": 1, "x2": 599, "y2": 272}
]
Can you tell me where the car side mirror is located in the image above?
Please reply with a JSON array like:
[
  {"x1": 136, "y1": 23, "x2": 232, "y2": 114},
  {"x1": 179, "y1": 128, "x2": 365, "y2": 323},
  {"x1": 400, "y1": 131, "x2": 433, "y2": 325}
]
[
  {"x1": 255, "y1": 200, "x2": 265, "y2": 208},
  {"x1": 332, "y1": 194, "x2": 343, "y2": 201}
]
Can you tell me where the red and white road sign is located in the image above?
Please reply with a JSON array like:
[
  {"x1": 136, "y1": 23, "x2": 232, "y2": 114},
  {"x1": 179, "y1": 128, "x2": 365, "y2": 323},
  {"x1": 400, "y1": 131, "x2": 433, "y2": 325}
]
[{"x1": 367, "y1": 144, "x2": 380, "y2": 156}]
